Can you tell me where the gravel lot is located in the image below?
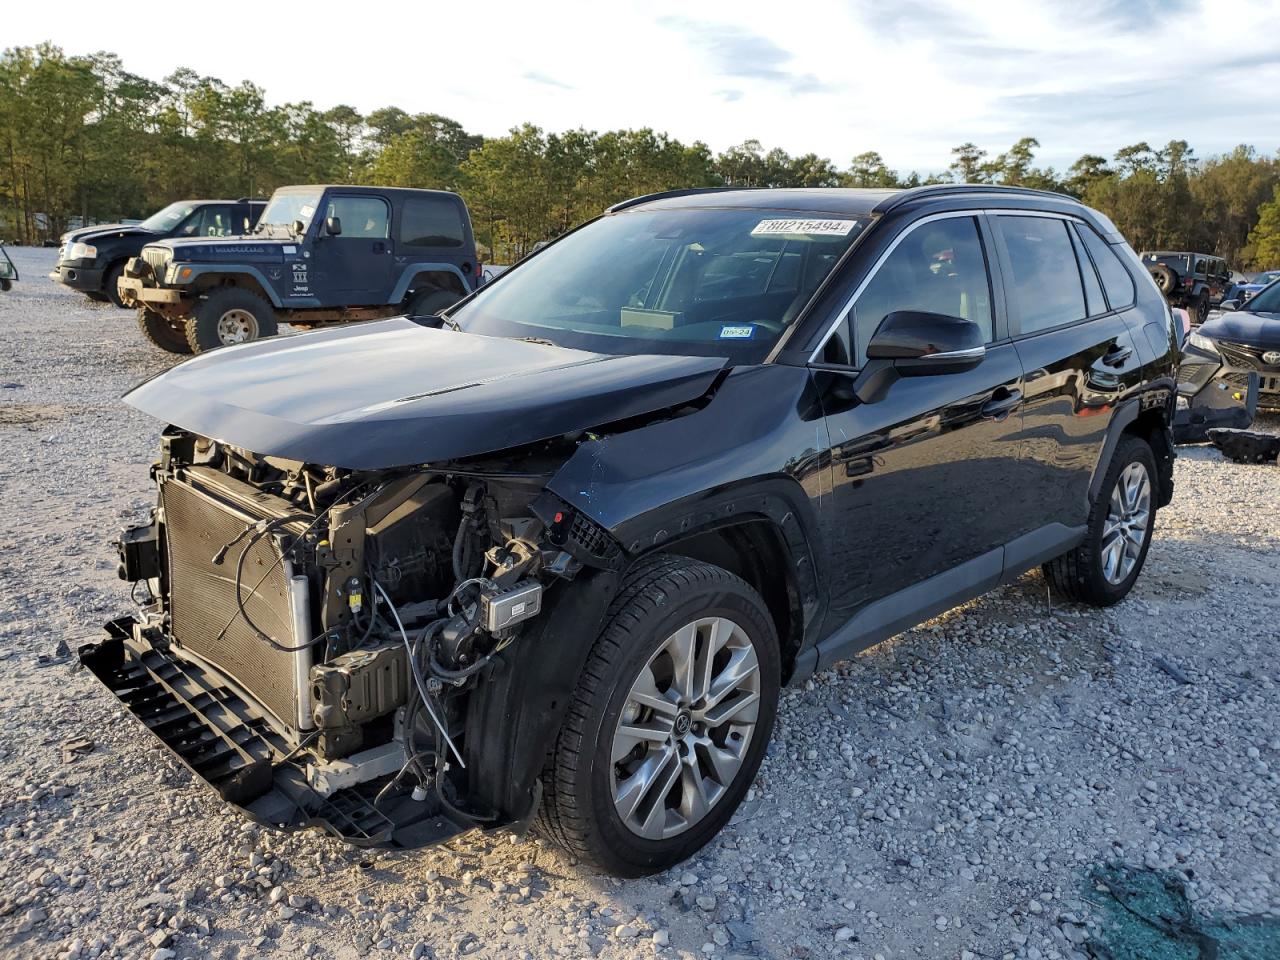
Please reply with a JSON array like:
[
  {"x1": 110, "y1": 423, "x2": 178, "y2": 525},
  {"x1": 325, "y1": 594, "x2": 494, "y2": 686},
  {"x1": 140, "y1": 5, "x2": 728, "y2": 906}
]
[{"x1": 1, "y1": 246, "x2": 1278, "y2": 960}]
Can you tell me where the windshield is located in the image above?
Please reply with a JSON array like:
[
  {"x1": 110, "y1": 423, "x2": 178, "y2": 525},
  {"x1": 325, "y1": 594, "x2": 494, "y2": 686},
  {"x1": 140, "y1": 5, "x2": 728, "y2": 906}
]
[
  {"x1": 1246, "y1": 277, "x2": 1280, "y2": 312},
  {"x1": 255, "y1": 189, "x2": 324, "y2": 236},
  {"x1": 139, "y1": 201, "x2": 198, "y2": 232},
  {"x1": 450, "y1": 208, "x2": 869, "y2": 362},
  {"x1": 1251, "y1": 271, "x2": 1280, "y2": 285}
]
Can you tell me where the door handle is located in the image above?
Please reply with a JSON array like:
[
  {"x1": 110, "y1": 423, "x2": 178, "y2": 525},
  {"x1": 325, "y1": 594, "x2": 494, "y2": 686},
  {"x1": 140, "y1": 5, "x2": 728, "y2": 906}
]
[
  {"x1": 981, "y1": 388, "x2": 1022, "y2": 420},
  {"x1": 1102, "y1": 345, "x2": 1133, "y2": 368}
]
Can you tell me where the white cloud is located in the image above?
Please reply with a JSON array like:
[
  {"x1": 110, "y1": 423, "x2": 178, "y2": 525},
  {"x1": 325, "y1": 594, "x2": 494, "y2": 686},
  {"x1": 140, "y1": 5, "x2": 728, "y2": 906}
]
[{"x1": 5, "y1": 0, "x2": 1279, "y2": 174}]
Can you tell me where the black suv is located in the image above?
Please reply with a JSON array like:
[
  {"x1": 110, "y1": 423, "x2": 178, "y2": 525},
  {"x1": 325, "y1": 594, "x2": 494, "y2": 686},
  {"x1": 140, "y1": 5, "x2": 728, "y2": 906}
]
[
  {"x1": 49, "y1": 199, "x2": 265, "y2": 306},
  {"x1": 117, "y1": 184, "x2": 479, "y2": 354},
  {"x1": 1140, "y1": 250, "x2": 1232, "y2": 323},
  {"x1": 84, "y1": 185, "x2": 1178, "y2": 877}
]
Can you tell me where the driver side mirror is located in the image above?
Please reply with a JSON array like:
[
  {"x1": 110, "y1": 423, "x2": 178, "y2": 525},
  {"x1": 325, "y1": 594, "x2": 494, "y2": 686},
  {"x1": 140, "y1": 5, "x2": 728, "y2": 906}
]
[
  {"x1": 852, "y1": 311, "x2": 986, "y2": 404},
  {"x1": 1219, "y1": 299, "x2": 1239, "y2": 312},
  {"x1": 324, "y1": 216, "x2": 342, "y2": 237}
]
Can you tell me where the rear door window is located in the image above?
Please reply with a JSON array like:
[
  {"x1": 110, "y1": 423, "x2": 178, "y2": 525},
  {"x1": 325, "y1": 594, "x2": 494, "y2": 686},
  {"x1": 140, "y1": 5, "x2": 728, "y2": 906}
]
[
  {"x1": 1076, "y1": 225, "x2": 1136, "y2": 309},
  {"x1": 996, "y1": 216, "x2": 1086, "y2": 334},
  {"x1": 1068, "y1": 226, "x2": 1106, "y2": 317},
  {"x1": 400, "y1": 196, "x2": 466, "y2": 248}
]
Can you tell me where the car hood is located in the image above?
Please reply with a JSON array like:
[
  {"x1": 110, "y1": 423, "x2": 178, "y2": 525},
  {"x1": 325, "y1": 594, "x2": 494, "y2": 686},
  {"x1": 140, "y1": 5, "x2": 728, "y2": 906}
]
[
  {"x1": 123, "y1": 318, "x2": 729, "y2": 469},
  {"x1": 1200, "y1": 310, "x2": 1280, "y2": 348},
  {"x1": 66, "y1": 224, "x2": 155, "y2": 245},
  {"x1": 148, "y1": 235, "x2": 288, "y2": 263}
]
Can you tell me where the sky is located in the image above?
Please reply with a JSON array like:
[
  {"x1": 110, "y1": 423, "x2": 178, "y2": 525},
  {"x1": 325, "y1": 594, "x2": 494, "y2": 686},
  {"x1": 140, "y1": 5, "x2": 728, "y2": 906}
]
[{"x1": 7, "y1": 0, "x2": 1280, "y2": 175}]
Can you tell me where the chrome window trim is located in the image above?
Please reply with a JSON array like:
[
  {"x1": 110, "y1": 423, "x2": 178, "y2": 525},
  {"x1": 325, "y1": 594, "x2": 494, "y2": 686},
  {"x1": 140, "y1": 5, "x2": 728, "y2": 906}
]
[{"x1": 807, "y1": 209, "x2": 996, "y2": 364}]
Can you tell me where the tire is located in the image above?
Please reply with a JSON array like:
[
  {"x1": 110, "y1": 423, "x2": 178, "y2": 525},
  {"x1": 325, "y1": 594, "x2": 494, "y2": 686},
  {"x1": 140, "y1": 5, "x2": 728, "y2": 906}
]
[
  {"x1": 186, "y1": 287, "x2": 278, "y2": 353},
  {"x1": 1193, "y1": 291, "x2": 1209, "y2": 324},
  {"x1": 1150, "y1": 264, "x2": 1177, "y2": 294},
  {"x1": 539, "y1": 554, "x2": 781, "y2": 877},
  {"x1": 83, "y1": 291, "x2": 108, "y2": 303},
  {"x1": 1043, "y1": 435, "x2": 1157, "y2": 606},
  {"x1": 104, "y1": 262, "x2": 127, "y2": 308},
  {"x1": 406, "y1": 286, "x2": 461, "y2": 317},
  {"x1": 136, "y1": 308, "x2": 192, "y2": 355}
]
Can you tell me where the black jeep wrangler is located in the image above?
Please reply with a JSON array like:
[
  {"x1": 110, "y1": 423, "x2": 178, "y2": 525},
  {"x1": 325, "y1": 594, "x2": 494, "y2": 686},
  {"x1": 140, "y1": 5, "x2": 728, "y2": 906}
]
[
  {"x1": 50, "y1": 199, "x2": 265, "y2": 307},
  {"x1": 1140, "y1": 250, "x2": 1232, "y2": 324},
  {"x1": 118, "y1": 185, "x2": 479, "y2": 353},
  {"x1": 85, "y1": 185, "x2": 1178, "y2": 877}
]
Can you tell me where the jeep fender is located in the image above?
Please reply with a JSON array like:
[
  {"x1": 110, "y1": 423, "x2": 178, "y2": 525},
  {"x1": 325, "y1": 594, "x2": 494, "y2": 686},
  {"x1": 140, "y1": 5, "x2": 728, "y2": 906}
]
[
  {"x1": 173, "y1": 264, "x2": 289, "y2": 307},
  {"x1": 388, "y1": 263, "x2": 472, "y2": 304}
]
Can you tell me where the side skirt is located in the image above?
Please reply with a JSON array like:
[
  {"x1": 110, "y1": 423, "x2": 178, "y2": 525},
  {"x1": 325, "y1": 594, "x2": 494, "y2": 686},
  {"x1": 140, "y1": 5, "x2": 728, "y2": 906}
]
[{"x1": 793, "y1": 523, "x2": 1085, "y2": 678}]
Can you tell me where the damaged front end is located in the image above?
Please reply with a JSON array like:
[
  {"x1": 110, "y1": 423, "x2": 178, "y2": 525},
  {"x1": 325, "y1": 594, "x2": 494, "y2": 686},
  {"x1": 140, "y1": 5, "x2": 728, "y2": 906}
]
[
  {"x1": 1172, "y1": 330, "x2": 1259, "y2": 443},
  {"x1": 81, "y1": 427, "x2": 617, "y2": 847}
]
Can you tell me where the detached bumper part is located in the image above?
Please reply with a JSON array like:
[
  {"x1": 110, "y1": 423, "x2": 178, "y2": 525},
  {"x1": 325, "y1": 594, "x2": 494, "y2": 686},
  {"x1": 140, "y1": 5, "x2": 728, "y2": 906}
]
[
  {"x1": 80, "y1": 617, "x2": 470, "y2": 849},
  {"x1": 1172, "y1": 366, "x2": 1258, "y2": 444}
]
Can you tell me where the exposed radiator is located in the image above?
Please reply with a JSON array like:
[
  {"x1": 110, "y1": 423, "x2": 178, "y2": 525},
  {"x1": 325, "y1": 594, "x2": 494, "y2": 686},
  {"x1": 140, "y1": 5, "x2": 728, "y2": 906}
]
[{"x1": 161, "y1": 475, "x2": 313, "y2": 730}]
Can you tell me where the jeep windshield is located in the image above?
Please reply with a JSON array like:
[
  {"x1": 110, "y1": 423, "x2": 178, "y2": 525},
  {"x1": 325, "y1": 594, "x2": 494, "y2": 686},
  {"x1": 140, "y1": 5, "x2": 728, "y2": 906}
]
[
  {"x1": 449, "y1": 207, "x2": 868, "y2": 362},
  {"x1": 139, "y1": 202, "x2": 198, "y2": 232},
  {"x1": 254, "y1": 188, "x2": 323, "y2": 237}
]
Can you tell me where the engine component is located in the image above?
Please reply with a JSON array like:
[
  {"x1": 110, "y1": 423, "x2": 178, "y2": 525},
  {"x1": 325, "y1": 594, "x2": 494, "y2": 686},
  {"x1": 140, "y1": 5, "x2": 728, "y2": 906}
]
[
  {"x1": 480, "y1": 580, "x2": 543, "y2": 633},
  {"x1": 366, "y1": 480, "x2": 458, "y2": 603},
  {"x1": 311, "y1": 643, "x2": 408, "y2": 729},
  {"x1": 116, "y1": 522, "x2": 159, "y2": 582}
]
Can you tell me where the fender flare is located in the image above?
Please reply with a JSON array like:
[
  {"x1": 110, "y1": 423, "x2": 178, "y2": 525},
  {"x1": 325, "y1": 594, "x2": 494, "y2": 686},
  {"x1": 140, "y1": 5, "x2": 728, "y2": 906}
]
[
  {"x1": 172, "y1": 264, "x2": 286, "y2": 307},
  {"x1": 388, "y1": 263, "x2": 472, "y2": 303},
  {"x1": 1087, "y1": 380, "x2": 1176, "y2": 505}
]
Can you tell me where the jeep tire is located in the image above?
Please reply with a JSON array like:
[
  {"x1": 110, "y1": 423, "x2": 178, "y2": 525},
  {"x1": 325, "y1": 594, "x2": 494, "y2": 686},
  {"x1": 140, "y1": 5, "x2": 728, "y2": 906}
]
[
  {"x1": 187, "y1": 288, "x2": 278, "y2": 353},
  {"x1": 1192, "y1": 291, "x2": 1209, "y2": 324},
  {"x1": 539, "y1": 554, "x2": 780, "y2": 877},
  {"x1": 137, "y1": 308, "x2": 193, "y2": 355},
  {"x1": 406, "y1": 286, "x2": 461, "y2": 317},
  {"x1": 1044, "y1": 435, "x2": 1157, "y2": 606}
]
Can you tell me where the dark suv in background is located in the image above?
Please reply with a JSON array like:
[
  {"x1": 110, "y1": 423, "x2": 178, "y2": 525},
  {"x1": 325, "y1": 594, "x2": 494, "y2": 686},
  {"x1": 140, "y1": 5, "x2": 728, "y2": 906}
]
[
  {"x1": 49, "y1": 199, "x2": 264, "y2": 306},
  {"x1": 84, "y1": 185, "x2": 1177, "y2": 878},
  {"x1": 1140, "y1": 250, "x2": 1232, "y2": 323}
]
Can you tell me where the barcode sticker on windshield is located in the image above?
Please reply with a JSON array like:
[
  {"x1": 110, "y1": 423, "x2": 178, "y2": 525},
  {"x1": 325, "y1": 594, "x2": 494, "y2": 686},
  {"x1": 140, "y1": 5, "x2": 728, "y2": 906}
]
[{"x1": 751, "y1": 218, "x2": 858, "y2": 237}]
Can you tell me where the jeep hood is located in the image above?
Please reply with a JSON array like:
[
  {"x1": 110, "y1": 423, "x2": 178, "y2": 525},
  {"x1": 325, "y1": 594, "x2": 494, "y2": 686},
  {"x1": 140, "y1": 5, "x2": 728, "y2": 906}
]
[
  {"x1": 123, "y1": 318, "x2": 728, "y2": 469},
  {"x1": 147, "y1": 236, "x2": 286, "y2": 263},
  {"x1": 1201, "y1": 310, "x2": 1280, "y2": 348}
]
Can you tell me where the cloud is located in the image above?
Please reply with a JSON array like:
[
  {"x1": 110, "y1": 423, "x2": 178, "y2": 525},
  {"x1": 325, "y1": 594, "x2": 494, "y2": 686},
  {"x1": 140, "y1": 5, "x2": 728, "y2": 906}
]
[{"x1": 657, "y1": 16, "x2": 830, "y2": 95}]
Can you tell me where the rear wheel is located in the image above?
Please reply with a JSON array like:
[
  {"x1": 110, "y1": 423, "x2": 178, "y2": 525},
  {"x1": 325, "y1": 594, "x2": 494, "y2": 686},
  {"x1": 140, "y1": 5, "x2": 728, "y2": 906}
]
[
  {"x1": 104, "y1": 262, "x2": 127, "y2": 308},
  {"x1": 1193, "y1": 291, "x2": 1210, "y2": 324},
  {"x1": 406, "y1": 286, "x2": 461, "y2": 317},
  {"x1": 186, "y1": 287, "x2": 278, "y2": 353},
  {"x1": 539, "y1": 555, "x2": 780, "y2": 877},
  {"x1": 1043, "y1": 435, "x2": 1157, "y2": 606},
  {"x1": 136, "y1": 308, "x2": 192, "y2": 355}
]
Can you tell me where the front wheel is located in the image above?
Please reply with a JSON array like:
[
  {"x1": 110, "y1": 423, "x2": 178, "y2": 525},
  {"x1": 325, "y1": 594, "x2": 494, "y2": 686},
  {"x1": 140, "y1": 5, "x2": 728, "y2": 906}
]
[
  {"x1": 405, "y1": 286, "x2": 461, "y2": 317},
  {"x1": 187, "y1": 288, "x2": 278, "y2": 353},
  {"x1": 539, "y1": 555, "x2": 780, "y2": 877},
  {"x1": 1043, "y1": 435, "x2": 1157, "y2": 606},
  {"x1": 104, "y1": 262, "x2": 128, "y2": 308},
  {"x1": 136, "y1": 308, "x2": 192, "y2": 354},
  {"x1": 1193, "y1": 292, "x2": 1210, "y2": 324}
]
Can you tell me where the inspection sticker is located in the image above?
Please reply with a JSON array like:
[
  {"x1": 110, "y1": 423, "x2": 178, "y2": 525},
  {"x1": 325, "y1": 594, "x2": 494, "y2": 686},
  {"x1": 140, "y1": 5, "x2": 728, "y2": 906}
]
[
  {"x1": 750, "y1": 218, "x2": 858, "y2": 237},
  {"x1": 719, "y1": 324, "x2": 756, "y2": 339}
]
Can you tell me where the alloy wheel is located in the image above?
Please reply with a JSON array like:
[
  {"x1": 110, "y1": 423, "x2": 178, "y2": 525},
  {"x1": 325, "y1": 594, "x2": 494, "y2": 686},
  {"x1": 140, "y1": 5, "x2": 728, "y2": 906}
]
[
  {"x1": 215, "y1": 309, "x2": 259, "y2": 345},
  {"x1": 610, "y1": 616, "x2": 761, "y2": 840},
  {"x1": 1101, "y1": 461, "x2": 1151, "y2": 584}
]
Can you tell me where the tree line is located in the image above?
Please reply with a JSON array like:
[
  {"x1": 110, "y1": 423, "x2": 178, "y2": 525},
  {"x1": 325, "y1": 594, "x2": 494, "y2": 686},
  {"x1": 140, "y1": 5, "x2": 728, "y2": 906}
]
[{"x1": 4, "y1": 42, "x2": 1280, "y2": 266}]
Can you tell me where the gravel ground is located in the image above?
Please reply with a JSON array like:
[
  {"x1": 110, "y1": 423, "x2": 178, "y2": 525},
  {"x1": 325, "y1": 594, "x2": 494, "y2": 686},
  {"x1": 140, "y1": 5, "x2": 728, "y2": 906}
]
[{"x1": 1, "y1": 246, "x2": 1278, "y2": 960}]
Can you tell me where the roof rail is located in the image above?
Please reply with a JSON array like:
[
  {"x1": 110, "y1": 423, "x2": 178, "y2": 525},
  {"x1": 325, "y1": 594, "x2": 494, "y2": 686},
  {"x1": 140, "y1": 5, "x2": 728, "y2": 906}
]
[
  {"x1": 873, "y1": 183, "x2": 1079, "y2": 216},
  {"x1": 606, "y1": 186, "x2": 757, "y2": 213}
]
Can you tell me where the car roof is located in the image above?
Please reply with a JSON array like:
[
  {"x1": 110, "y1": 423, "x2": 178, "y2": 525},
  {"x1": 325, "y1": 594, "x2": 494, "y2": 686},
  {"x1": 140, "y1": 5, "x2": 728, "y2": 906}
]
[
  {"x1": 271, "y1": 184, "x2": 462, "y2": 199},
  {"x1": 608, "y1": 184, "x2": 1126, "y2": 242}
]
